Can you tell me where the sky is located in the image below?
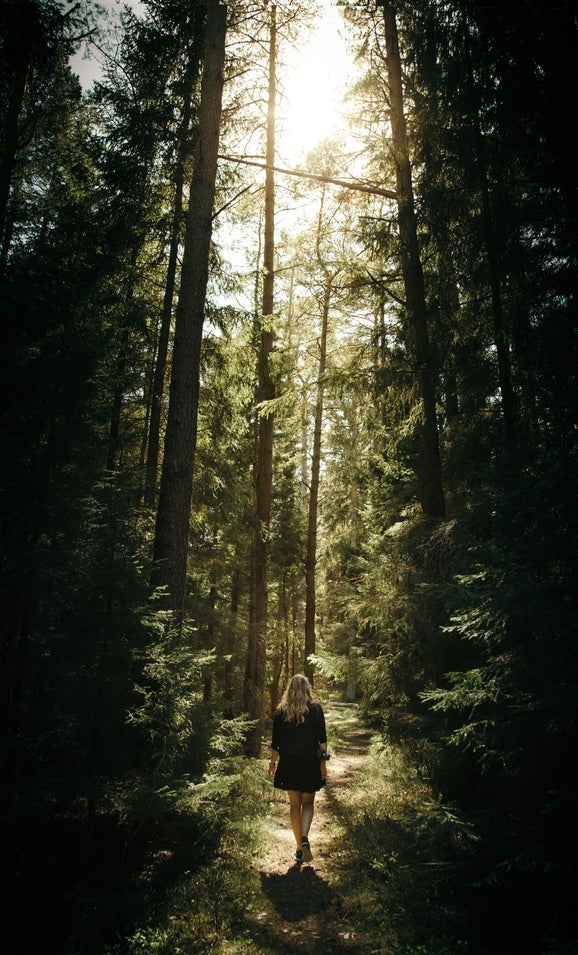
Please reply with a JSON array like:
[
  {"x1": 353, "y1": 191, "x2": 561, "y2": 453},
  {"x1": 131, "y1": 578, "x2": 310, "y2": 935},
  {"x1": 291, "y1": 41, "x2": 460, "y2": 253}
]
[
  {"x1": 70, "y1": 0, "x2": 354, "y2": 164},
  {"x1": 69, "y1": 0, "x2": 145, "y2": 88},
  {"x1": 277, "y1": 2, "x2": 354, "y2": 165},
  {"x1": 68, "y1": 0, "x2": 358, "y2": 314}
]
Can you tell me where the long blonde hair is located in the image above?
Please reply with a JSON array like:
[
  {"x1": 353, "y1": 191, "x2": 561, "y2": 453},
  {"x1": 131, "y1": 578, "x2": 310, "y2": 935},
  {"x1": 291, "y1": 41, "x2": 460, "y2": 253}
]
[{"x1": 278, "y1": 673, "x2": 314, "y2": 723}]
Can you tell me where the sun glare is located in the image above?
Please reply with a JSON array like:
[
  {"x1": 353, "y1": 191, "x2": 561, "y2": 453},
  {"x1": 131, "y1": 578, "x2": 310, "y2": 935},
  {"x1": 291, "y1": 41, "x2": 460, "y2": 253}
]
[{"x1": 278, "y1": 3, "x2": 352, "y2": 165}]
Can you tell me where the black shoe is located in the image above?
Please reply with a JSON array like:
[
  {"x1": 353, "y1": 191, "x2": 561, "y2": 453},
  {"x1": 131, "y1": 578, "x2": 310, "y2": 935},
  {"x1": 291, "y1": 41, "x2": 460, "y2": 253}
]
[
  {"x1": 294, "y1": 849, "x2": 303, "y2": 863},
  {"x1": 301, "y1": 838, "x2": 313, "y2": 862}
]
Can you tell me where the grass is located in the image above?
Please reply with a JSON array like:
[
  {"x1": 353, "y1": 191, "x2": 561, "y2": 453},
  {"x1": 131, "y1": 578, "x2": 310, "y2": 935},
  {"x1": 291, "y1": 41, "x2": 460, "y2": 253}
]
[
  {"x1": 320, "y1": 716, "x2": 474, "y2": 955},
  {"x1": 97, "y1": 760, "x2": 269, "y2": 955}
]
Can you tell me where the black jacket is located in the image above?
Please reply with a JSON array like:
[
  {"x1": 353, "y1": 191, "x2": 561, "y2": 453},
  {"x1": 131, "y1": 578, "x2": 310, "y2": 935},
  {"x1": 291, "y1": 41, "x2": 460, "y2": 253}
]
[{"x1": 271, "y1": 702, "x2": 327, "y2": 757}]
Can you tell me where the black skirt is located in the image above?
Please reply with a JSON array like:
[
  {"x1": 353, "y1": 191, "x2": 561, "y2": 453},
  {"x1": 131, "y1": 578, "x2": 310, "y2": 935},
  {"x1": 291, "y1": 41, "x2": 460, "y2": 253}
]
[{"x1": 273, "y1": 754, "x2": 326, "y2": 793}]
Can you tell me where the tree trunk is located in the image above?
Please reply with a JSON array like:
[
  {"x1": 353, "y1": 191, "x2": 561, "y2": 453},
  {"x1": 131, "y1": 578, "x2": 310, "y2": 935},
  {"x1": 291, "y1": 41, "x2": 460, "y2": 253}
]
[
  {"x1": 243, "y1": 3, "x2": 276, "y2": 753},
  {"x1": 270, "y1": 572, "x2": 287, "y2": 713},
  {"x1": 152, "y1": 1, "x2": 227, "y2": 615},
  {"x1": 458, "y1": 1, "x2": 516, "y2": 450},
  {"x1": 107, "y1": 256, "x2": 138, "y2": 471},
  {"x1": 144, "y1": 36, "x2": 203, "y2": 507},
  {"x1": 0, "y1": 568, "x2": 33, "y2": 812},
  {"x1": 439, "y1": 249, "x2": 461, "y2": 422},
  {"x1": 375, "y1": 297, "x2": 389, "y2": 436},
  {"x1": 304, "y1": 276, "x2": 330, "y2": 682},
  {"x1": 300, "y1": 385, "x2": 309, "y2": 513},
  {"x1": 0, "y1": 15, "x2": 31, "y2": 247},
  {"x1": 380, "y1": 2, "x2": 445, "y2": 518}
]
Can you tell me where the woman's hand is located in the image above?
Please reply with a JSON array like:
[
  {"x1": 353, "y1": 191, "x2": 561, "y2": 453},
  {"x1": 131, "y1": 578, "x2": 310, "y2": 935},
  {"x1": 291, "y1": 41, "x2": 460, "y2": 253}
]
[{"x1": 268, "y1": 756, "x2": 277, "y2": 778}]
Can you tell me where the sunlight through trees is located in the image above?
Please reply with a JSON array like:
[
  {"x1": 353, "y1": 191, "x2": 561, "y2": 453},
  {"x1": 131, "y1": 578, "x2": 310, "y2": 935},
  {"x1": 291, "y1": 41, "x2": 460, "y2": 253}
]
[{"x1": 2, "y1": 1, "x2": 577, "y2": 952}]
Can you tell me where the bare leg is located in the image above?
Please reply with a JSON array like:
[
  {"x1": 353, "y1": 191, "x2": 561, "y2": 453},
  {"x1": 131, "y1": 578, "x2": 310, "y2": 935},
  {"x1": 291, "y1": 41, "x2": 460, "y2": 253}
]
[
  {"x1": 287, "y1": 791, "x2": 303, "y2": 849},
  {"x1": 301, "y1": 793, "x2": 315, "y2": 838}
]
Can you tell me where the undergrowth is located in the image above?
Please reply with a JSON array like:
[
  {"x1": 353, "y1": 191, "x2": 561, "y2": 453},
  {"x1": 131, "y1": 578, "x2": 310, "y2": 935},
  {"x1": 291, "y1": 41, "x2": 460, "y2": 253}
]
[
  {"x1": 328, "y1": 729, "x2": 475, "y2": 955},
  {"x1": 99, "y1": 758, "x2": 269, "y2": 955},
  {"x1": 31, "y1": 705, "x2": 557, "y2": 955},
  {"x1": 100, "y1": 704, "x2": 472, "y2": 955}
]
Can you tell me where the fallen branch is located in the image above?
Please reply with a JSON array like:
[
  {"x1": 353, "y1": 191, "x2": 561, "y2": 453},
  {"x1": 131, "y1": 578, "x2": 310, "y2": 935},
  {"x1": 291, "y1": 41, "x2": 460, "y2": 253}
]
[{"x1": 218, "y1": 154, "x2": 398, "y2": 200}]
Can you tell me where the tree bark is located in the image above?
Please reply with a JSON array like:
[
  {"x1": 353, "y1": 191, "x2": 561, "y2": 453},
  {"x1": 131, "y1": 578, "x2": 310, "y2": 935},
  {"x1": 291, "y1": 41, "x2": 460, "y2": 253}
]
[
  {"x1": 144, "y1": 33, "x2": 203, "y2": 507},
  {"x1": 106, "y1": 255, "x2": 139, "y2": 471},
  {"x1": 458, "y1": 1, "x2": 516, "y2": 451},
  {"x1": 0, "y1": 2, "x2": 36, "y2": 248},
  {"x1": 380, "y1": 2, "x2": 445, "y2": 518},
  {"x1": 304, "y1": 189, "x2": 332, "y2": 682},
  {"x1": 243, "y1": 3, "x2": 276, "y2": 753},
  {"x1": 152, "y1": 1, "x2": 227, "y2": 615}
]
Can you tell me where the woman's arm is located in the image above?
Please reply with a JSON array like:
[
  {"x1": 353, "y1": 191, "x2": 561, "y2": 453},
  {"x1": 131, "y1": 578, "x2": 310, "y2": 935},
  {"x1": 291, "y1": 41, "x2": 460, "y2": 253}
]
[
  {"x1": 317, "y1": 705, "x2": 328, "y2": 779},
  {"x1": 319, "y1": 745, "x2": 328, "y2": 780},
  {"x1": 269, "y1": 712, "x2": 282, "y2": 777}
]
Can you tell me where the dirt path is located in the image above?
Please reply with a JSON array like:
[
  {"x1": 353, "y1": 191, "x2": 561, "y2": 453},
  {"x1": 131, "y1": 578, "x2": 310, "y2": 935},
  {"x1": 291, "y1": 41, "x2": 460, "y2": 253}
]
[{"x1": 244, "y1": 708, "x2": 373, "y2": 955}]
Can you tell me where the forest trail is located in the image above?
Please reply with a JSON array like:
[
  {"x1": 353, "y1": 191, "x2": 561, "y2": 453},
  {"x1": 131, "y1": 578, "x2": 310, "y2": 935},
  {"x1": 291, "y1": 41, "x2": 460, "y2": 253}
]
[{"x1": 243, "y1": 706, "x2": 373, "y2": 955}]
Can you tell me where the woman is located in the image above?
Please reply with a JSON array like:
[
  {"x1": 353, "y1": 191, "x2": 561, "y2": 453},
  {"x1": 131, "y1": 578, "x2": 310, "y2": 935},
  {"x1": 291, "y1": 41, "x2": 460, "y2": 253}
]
[{"x1": 268, "y1": 673, "x2": 328, "y2": 863}]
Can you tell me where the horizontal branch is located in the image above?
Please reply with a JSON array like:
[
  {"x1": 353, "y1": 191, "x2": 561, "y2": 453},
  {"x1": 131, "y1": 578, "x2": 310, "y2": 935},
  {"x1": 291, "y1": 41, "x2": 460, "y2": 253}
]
[{"x1": 218, "y1": 154, "x2": 398, "y2": 200}]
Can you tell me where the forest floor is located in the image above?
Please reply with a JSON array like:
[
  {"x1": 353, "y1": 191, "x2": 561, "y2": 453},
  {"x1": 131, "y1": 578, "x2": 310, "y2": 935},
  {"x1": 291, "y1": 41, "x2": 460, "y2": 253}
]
[
  {"x1": 222, "y1": 703, "x2": 469, "y2": 955},
  {"x1": 248, "y1": 707, "x2": 372, "y2": 954},
  {"x1": 3, "y1": 704, "x2": 474, "y2": 955},
  {"x1": 3, "y1": 705, "x2": 575, "y2": 955}
]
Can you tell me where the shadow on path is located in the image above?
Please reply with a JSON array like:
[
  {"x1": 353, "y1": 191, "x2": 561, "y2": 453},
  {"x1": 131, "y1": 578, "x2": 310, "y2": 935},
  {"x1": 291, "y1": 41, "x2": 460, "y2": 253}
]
[
  {"x1": 252, "y1": 861, "x2": 364, "y2": 954},
  {"x1": 260, "y1": 863, "x2": 333, "y2": 921}
]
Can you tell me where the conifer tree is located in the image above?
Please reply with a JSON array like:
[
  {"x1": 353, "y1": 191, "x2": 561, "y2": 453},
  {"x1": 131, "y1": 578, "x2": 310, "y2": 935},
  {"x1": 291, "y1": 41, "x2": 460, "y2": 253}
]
[
  {"x1": 152, "y1": 0, "x2": 227, "y2": 615},
  {"x1": 243, "y1": 0, "x2": 277, "y2": 751},
  {"x1": 377, "y1": 1, "x2": 444, "y2": 518}
]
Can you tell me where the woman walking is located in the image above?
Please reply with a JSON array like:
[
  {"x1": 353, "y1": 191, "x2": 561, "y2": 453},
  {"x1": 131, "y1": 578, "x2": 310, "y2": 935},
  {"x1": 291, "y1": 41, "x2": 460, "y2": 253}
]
[{"x1": 268, "y1": 673, "x2": 328, "y2": 863}]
